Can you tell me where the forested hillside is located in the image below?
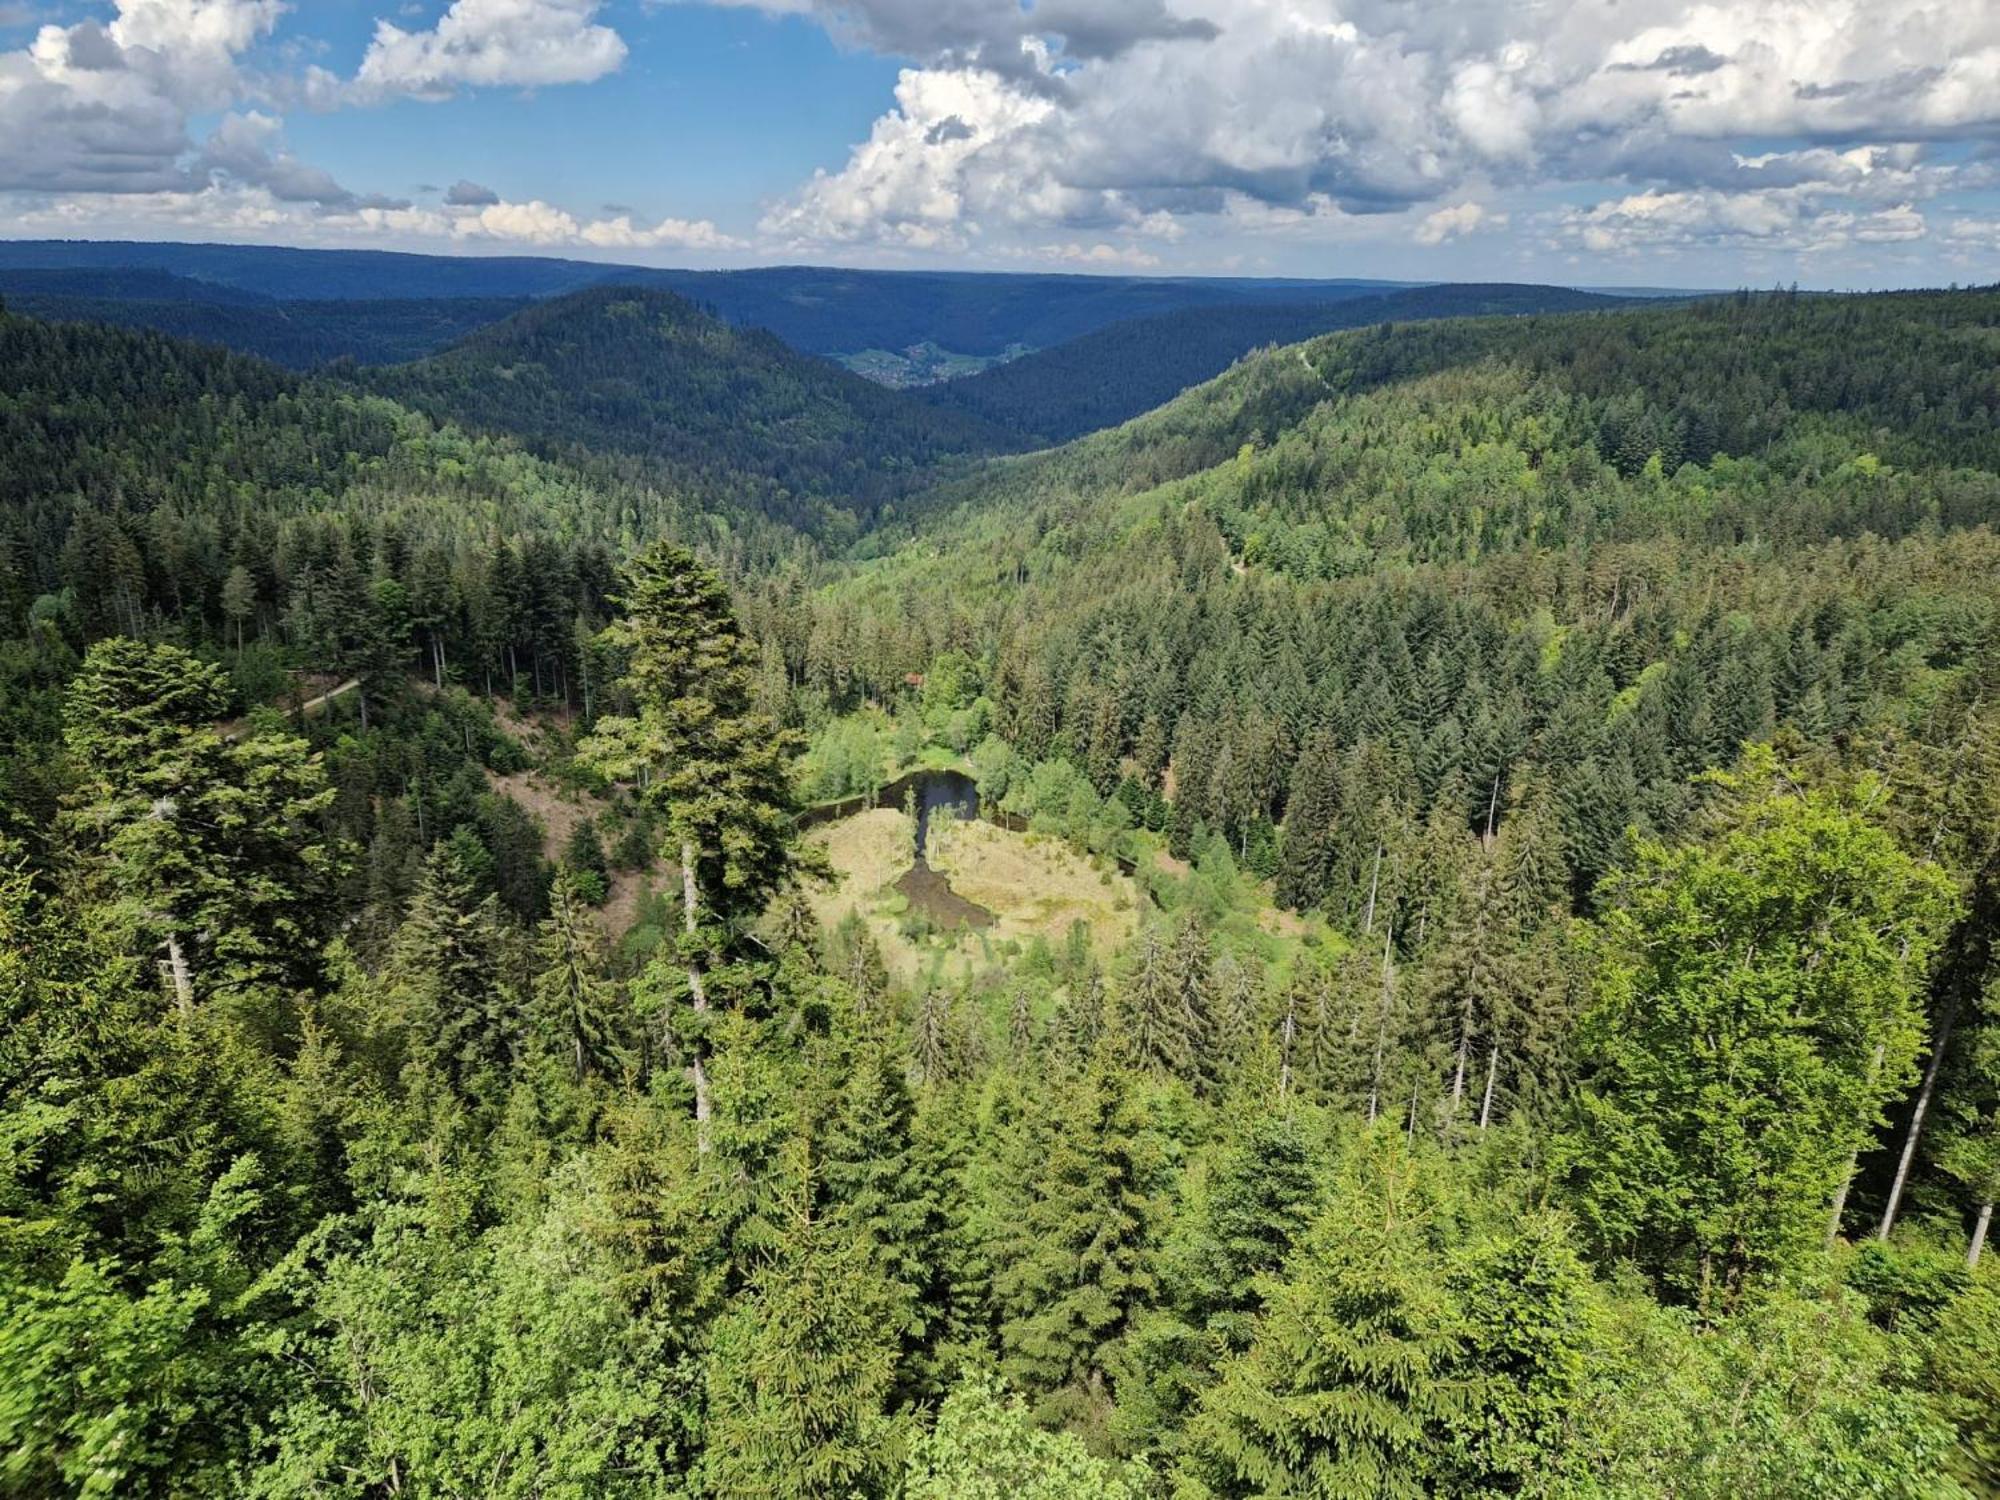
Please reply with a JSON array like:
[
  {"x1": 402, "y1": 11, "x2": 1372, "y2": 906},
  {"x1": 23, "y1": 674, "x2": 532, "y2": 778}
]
[
  {"x1": 0, "y1": 268, "x2": 530, "y2": 368},
  {"x1": 362, "y1": 286, "x2": 1018, "y2": 514},
  {"x1": 921, "y1": 283, "x2": 1640, "y2": 444},
  {"x1": 1, "y1": 286, "x2": 1998, "y2": 1498}
]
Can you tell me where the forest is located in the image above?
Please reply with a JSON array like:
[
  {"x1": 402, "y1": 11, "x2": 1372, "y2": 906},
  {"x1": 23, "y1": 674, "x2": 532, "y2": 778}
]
[{"x1": 0, "y1": 280, "x2": 1997, "y2": 1498}]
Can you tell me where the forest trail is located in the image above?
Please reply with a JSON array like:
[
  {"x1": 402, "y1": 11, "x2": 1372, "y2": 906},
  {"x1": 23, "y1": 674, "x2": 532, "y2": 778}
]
[{"x1": 219, "y1": 676, "x2": 359, "y2": 741}]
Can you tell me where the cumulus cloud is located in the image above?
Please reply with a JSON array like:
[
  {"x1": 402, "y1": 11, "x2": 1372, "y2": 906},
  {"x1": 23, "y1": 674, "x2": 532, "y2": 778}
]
[
  {"x1": 702, "y1": 0, "x2": 1212, "y2": 75},
  {"x1": 12, "y1": 178, "x2": 747, "y2": 256},
  {"x1": 195, "y1": 111, "x2": 395, "y2": 207},
  {"x1": 1551, "y1": 145, "x2": 1945, "y2": 256},
  {"x1": 1415, "y1": 201, "x2": 1504, "y2": 245},
  {"x1": 0, "y1": 0, "x2": 283, "y2": 193},
  {"x1": 754, "y1": 0, "x2": 2000, "y2": 260},
  {"x1": 351, "y1": 0, "x2": 627, "y2": 102}
]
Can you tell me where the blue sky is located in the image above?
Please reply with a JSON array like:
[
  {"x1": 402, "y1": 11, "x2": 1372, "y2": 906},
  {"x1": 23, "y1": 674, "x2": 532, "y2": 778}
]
[
  {"x1": 279, "y1": 6, "x2": 900, "y2": 224},
  {"x1": 1, "y1": 0, "x2": 1997, "y2": 287}
]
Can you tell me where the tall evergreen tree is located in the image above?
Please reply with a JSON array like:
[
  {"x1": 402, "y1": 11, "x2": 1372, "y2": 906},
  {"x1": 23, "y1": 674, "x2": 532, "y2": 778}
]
[{"x1": 580, "y1": 544, "x2": 805, "y2": 1149}]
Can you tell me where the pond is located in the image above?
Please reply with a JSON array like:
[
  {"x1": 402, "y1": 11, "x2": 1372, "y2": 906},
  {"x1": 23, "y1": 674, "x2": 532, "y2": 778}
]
[{"x1": 802, "y1": 768, "x2": 998, "y2": 930}]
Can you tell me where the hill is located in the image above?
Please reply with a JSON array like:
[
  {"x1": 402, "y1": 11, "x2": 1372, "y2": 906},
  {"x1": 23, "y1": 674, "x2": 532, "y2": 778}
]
[
  {"x1": 608, "y1": 264, "x2": 1407, "y2": 362},
  {"x1": 0, "y1": 240, "x2": 1408, "y2": 369},
  {"x1": 809, "y1": 288, "x2": 2000, "y2": 900},
  {"x1": 361, "y1": 285, "x2": 1020, "y2": 523},
  {"x1": 0, "y1": 272, "x2": 530, "y2": 368},
  {"x1": 919, "y1": 282, "x2": 1646, "y2": 444}
]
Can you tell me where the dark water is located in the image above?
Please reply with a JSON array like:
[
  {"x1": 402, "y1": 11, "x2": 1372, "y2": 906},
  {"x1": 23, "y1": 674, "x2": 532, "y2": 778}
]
[
  {"x1": 803, "y1": 768, "x2": 996, "y2": 929},
  {"x1": 906, "y1": 768, "x2": 980, "y2": 857}
]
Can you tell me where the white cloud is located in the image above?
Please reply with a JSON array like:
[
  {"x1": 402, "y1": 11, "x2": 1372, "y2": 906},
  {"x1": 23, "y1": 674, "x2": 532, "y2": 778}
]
[
  {"x1": 578, "y1": 213, "x2": 746, "y2": 251},
  {"x1": 7, "y1": 176, "x2": 744, "y2": 257},
  {"x1": 352, "y1": 0, "x2": 627, "y2": 102},
  {"x1": 1415, "y1": 201, "x2": 1504, "y2": 245},
  {"x1": 0, "y1": 0, "x2": 283, "y2": 192},
  {"x1": 755, "y1": 0, "x2": 2000, "y2": 260},
  {"x1": 196, "y1": 110, "x2": 389, "y2": 206},
  {"x1": 1546, "y1": 144, "x2": 1948, "y2": 257},
  {"x1": 1011, "y1": 239, "x2": 1163, "y2": 268}
]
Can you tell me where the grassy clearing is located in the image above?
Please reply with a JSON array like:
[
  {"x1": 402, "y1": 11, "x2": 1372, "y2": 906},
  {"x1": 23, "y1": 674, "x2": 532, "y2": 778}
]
[
  {"x1": 931, "y1": 820, "x2": 1139, "y2": 958},
  {"x1": 804, "y1": 809, "x2": 1141, "y2": 984}
]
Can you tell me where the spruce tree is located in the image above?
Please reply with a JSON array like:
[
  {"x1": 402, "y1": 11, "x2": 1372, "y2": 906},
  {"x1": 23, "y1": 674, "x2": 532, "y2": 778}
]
[
  {"x1": 61, "y1": 638, "x2": 335, "y2": 1013},
  {"x1": 997, "y1": 1048, "x2": 1162, "y2": 1420},
  {"x1": 1177, "y1": 1140, "x2": 1471, "y2": 1499},
  {"x1": 702, "y1": 1170, "x2": 903, "y2": 1498},
  {"x1": 393, "y1": 836, "x2": 514, "y2": 1094},
  {"x1": 579, "y1": 544, "x2": 805, "y2": 1149},
  {"x1": 531, "y1": 873, "x2": 625, "y2": 1086}
]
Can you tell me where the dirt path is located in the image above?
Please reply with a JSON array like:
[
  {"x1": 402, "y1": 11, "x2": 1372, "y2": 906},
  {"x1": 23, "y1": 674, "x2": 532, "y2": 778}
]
[{"x1": 297, "y1": 678, "x2": 361, "y2": 718}]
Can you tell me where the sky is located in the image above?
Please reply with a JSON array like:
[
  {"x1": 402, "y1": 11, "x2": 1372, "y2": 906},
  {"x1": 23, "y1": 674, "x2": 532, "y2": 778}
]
[{"x1": 1, "y1": 0, "x2": 1998, "y2": 287}]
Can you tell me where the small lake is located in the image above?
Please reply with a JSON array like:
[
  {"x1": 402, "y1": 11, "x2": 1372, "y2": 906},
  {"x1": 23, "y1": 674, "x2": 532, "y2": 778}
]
[{"x1": 802, "y1": 768, "x2": 998, "y2": 930}]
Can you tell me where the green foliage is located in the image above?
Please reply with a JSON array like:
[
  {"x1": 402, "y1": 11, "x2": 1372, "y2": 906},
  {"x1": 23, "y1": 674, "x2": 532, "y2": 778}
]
[
  {"x1": 1177, "y1": 1137, "x2": 1473, "y2": 1498},
  {"x1": 702, "y1": 1184, "x2": 905, "y2": 1498},
  {"x1": 905, "y1": 1375, "x2": 1152, "y2": 1498},
  {"x1": 1558, "y1": 753, "x2": 1959, "y2": 1304},
  {"x1": 7, "y1": 285, "x2": 2000, "y2": 1497}
]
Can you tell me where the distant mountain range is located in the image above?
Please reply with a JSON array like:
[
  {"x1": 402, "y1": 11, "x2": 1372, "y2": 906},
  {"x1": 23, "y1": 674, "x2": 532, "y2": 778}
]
[{"x1": 0, "y1": 240, "x2": 1412, "y2": 368}]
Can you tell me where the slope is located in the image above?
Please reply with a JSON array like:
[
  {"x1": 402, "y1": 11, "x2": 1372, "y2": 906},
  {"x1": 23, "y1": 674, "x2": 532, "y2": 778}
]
[
  {"x1": 0, "y1": 240, "x2": 1409, "y2": 370},
  {"x1": 918, "y1": 282, "x2": 1644, "y2": 444},
  {"x1": 796, "y1": 289, "x2": 2000, "y2": 916},
  {"x1": 362, "y1": 285, "x2": 1021, "y2": 530},
  {"x1": 0, "y1": 271, "x2": 529, "y2": 369}
]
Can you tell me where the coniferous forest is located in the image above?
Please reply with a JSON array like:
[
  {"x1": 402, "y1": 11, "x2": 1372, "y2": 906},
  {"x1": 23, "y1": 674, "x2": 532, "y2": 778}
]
[{"x1": 2, "y1": 275, "x2": 1999, "y2": 1499}]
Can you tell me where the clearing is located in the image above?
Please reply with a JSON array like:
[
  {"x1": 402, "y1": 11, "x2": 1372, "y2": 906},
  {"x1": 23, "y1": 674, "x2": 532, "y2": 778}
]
[{"x1": 805, "y1": 807, "x2": 1141, "y2": 984}]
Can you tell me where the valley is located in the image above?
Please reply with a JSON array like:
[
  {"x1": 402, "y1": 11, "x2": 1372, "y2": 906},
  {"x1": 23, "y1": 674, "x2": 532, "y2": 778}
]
[{"x1": 2, "y1": 247, "x2": 1997, "y2": 1498}]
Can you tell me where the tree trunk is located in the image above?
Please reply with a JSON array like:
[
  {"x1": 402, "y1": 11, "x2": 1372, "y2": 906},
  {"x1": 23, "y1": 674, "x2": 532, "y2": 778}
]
[
  {"x1": 163, "y1": 931, "x2": 194, "y2": 1019},
  {"x1": 1971, "y1": 1200, "x2": 1993, "y2": 1270},
  {"x1": 1367, "y1": 922, "x2": 1394, "y2": 1124},
  {"x1": 1278, "y1": 987, "x2": 1297, "y2": 1102},
  {"x1": 1478, "y1": 1045, "x2": 1499, "y2": 1131},
  {"x1": 1362, "y1": 843, "x2": 1382, "y2": 936},
  {"x1": 1878, "y1": 994, "x2": 1960, "y2": 1240},
  {"x1": 432, "y1": 633, "x2": 444, "y2": 691},
  {"x1": 1829, "y1": 1038, "x2": 1888, "y2": 1246},
  {"x1": 1451, "y1": 991, "x2": 1474, "y2": 1111},
  {"x1": 681, "y1": 839, "x2": 712, "y2": 1153}
]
